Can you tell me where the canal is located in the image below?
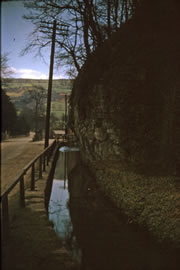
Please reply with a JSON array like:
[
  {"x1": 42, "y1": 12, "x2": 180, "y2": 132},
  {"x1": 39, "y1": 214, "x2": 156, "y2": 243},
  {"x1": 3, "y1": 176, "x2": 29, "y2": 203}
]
[{"x1": 48, "y1": 146, "x2": 179, "y2": 270}]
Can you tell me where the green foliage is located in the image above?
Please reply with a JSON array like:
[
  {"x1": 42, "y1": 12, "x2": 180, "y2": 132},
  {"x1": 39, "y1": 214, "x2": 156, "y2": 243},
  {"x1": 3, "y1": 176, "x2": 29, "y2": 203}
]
[
  {"x1": 2, "y1": 79, "x2": 72, "y2": 138},
  {"x1": 93, "y1": 162, "x2": 180, "y2": 247},
  {"x1": 15, "y1": 114, "x2": 30, "y2": 136},
  {"x1": 1, "y1": 89, "x2": 17, "y2": 137},
  {"x1": 1, "y1": 89, "x2": 31, "y2": 138},
  {"x1": 18, "y1": 107, "x2": 34, "y2": 131}
]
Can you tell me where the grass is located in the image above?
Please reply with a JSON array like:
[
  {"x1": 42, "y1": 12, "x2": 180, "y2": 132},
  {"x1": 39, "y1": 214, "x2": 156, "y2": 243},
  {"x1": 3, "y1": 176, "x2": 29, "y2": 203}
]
[
  {"x1": 90, "y1": 160, "x2": 180, "y2": 248},
  {"x1": 2, "y1": 78, "x2": 72, "y2": 120},
  {"x1": 3, "y1": 78, "x2": 72, "y2": 95}
]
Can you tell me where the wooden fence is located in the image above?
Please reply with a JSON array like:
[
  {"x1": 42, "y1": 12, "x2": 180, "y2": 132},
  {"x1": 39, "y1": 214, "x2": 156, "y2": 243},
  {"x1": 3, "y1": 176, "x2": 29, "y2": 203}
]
[{"x1": 0, "y1": 140, "x2": 57, "y2": 242}]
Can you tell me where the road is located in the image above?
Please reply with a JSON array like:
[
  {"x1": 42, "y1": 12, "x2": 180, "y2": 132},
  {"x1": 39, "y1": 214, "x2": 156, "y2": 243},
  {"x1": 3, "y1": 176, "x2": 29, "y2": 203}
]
[
  {"x1": 1, "y1": 134, "x2": 45, "y2": 193},
  {"x1": 1, "y1": 136, "x2": 33, "y2": 163}
]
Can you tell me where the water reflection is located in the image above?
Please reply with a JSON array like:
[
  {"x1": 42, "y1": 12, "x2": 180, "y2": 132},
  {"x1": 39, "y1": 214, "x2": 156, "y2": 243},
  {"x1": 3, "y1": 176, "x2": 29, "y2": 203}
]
[
  {"x1": 68, "y1": 166, "x2": 180, "y2": 270},
  {"x1": 48, "y1": 147, "x2": 82, "y2": 261},
  {"x1": 49, "y1": 180, "x2": 70, "y2": 238},
  {"x1": 59, "y1": 146, "x2": 80, "y2": 152},
  {"x1": 49, "y1": 148, "x2": 180, "y2": 270}
]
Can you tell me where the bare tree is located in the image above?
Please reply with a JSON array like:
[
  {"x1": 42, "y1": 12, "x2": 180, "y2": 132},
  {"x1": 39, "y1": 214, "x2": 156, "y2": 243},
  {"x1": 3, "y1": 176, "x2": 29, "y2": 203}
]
[
  {"x1": 24, "y1": 86, "x2": 47, "y2": 140},
  {"x1": 22, "y1": 0, "x2": 138, "y2": 76},
  {"x1": 0, "y1": 53, "x2": 14, "y2": 79}
]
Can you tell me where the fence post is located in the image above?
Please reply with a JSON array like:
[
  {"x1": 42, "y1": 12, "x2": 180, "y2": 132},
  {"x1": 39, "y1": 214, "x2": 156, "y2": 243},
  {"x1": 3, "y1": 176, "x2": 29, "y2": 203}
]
[
  {"x1": 43, "y1": 154, "x2": 46, "y2": 172},
  {"x1": 47, "y1": 148, "x2": 51, "y2": 165},
  {"x1": 2, "y1": 194, "x2": 10, "y2": 242},
  {"x1": 20, "y1": 175, "x2": 25, "y2": 207},
  {"x1": 39, "y1": 155, "x2": 42, "y2": 179},
  {"x1": 31, "y1": 163, "x2": 35, "y2": 191},
  {"x1": 46, "y1": 149, "x2": 49, "y2": 166}
]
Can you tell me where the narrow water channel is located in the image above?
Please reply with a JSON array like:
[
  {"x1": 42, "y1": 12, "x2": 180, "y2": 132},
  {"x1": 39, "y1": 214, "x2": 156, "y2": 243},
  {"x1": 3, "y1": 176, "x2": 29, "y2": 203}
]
[{"x1": 48, "y1": 147, "x2": 179, "y2": 270}]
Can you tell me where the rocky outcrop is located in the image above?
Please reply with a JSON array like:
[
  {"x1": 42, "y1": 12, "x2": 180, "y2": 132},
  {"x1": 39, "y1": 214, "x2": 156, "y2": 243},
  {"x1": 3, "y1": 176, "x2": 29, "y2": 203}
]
[
  {"x1": 70, "y1": 0, "x2": 180, "y2": 173},
  {"x1": 71, "y1": 85, "x2": 125, "y2": 161},
  {"x1": 69, "y1": 0, "x2": 180, "y2": 246}
]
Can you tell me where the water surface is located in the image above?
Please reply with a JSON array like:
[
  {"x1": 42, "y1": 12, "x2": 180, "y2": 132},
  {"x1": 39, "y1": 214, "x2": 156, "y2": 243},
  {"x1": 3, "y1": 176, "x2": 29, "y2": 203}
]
[{"x1": 48, "y1": 147, "x2": 179, "y2": 270}]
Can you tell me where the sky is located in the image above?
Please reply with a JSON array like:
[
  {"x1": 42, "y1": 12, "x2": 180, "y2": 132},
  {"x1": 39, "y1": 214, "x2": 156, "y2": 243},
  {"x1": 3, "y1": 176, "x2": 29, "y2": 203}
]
[{"x1": 1, "y1": 0, "x2": 66, "y2": 79}]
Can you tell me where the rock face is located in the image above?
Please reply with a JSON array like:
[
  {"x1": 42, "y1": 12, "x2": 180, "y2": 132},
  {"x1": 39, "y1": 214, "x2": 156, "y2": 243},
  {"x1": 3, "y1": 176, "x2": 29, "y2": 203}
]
[
  {"x1": 71, "y1": 84, "x2": 125, "y2": 161},
  {"x1": 70, "y1": 0, "x2": 180, "y2": 172},
  {"x1": 69, "y1": 1, "x2": 180, "y2": 245}
]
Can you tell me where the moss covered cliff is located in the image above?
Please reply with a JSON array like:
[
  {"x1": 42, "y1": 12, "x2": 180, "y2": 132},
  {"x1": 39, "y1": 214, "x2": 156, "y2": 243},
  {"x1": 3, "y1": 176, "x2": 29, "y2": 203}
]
[
  {"x1": 70, "y1": 0, "x2": 180, "y2": 173},
  {"x1": 69, "y1": 0, "x2": 180, "y2": 246}
]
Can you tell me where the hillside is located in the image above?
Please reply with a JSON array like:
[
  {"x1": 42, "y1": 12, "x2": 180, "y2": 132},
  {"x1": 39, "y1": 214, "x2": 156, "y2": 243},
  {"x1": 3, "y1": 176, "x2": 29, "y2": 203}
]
[
  {"x1": 2, "y1": 78, "x2": 73, "y2": 121},
  {"x1": 3, "y1": 78, "x2": 73, "y2": 95}
]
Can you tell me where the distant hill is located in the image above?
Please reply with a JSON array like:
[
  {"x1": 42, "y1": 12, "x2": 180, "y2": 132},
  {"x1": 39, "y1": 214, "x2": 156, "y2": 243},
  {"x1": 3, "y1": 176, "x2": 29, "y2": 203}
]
[
  {"x1": 3, "y1": 78, "x2": 73, "y2": 96},
  {"x1": 2, "y1": 78, "x2": 73, "y2": 122}
]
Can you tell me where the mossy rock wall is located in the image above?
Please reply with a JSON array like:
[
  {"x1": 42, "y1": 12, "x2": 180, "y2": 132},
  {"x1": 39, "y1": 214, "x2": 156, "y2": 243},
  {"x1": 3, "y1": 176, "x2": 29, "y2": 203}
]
[
  {"x1": 69, "y1": 0, "x2": 180, "y2": 246},
  {"x1": 70, "y1": 0, "x2": 180, "y2": 172}
]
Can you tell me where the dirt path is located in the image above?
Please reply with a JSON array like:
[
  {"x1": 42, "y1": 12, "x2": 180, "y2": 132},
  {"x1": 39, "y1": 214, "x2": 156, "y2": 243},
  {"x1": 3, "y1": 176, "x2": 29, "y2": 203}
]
[
  {"x1": 1, "y1": 134, "x2": 53, "y2": 193},
  {"x1": 1, "y1": 142, "x2": 79, "y2": 270},
  {"x1": 1, "y1": 135, "x2": 35, "y2": 162}
]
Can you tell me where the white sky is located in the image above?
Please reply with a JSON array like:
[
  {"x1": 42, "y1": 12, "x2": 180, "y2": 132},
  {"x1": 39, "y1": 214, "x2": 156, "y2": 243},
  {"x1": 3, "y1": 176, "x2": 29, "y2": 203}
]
[{"x1": 1, "y1": 0, "x2": 66, "y2": 79}]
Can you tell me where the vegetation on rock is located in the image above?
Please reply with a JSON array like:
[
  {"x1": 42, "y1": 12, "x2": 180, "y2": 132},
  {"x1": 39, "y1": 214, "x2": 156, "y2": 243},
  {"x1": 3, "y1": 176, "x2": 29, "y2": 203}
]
[
  {"x1": 70, "y1": 0, "x2": 180, "y2": 175},
  {"x1": 69, "y1": 0, "x2": 180, "y2": 246}
]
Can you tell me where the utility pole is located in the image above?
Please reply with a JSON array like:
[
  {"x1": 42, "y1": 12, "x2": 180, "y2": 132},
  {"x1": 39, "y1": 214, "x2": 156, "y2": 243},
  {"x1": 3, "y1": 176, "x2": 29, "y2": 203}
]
[
  {"x1": 64, "y1": 94, "x2": 68, "y2": 135},
  {"x1": 44, "y1": 20, "x2": 56, "y2": 148}
]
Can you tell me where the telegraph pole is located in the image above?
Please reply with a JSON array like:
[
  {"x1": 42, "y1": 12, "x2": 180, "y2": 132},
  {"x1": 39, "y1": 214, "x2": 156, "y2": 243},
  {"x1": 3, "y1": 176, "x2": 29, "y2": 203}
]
[
  {"x1": 64, "y1": 94, "x2": 68, "y2": 135},
  {"x1": 44, "y1": 20, "x2": 56, "y2": 148}
]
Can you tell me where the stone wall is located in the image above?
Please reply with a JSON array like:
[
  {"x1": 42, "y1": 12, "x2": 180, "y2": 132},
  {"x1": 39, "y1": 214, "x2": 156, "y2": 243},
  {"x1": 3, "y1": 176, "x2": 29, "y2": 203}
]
[
  {"x1": 72, "y1": 88, "x2": 125, "y2": 162},
  {"x1": 69, "y1": 0, "x2": 180, "y2": 246},
  {"x1": 70, "y1": 0, "x2": 180, "y2": 171}
]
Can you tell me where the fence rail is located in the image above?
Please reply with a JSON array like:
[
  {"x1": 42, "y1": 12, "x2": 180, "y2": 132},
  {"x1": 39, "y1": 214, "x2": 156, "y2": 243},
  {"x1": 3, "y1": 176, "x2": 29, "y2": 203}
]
[{"x1": 1, "y1": 140, "x2": 57, "y2": 242}]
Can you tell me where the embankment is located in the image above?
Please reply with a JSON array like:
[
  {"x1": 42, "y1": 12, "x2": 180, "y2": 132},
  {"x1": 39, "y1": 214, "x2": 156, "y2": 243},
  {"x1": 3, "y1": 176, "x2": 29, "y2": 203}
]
[{"x1": 69, "y1": 0, "x2": 180, "y2": 247}]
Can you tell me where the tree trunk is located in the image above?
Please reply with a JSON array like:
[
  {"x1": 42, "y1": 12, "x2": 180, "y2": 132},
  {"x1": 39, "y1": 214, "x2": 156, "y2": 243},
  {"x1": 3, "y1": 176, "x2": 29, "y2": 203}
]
[
  {"x1": 35, "y1": 103, "x2": 38, "y2": 137},
  {"x1": 114, "y1": 0, "x2": 119, "y2": 30},
  {"x1": 83, "y1": 10, "x2": 91, "y2": 57},
  {"x1": 107, "y1": 0, "x2": 111, "y2": 38}
]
